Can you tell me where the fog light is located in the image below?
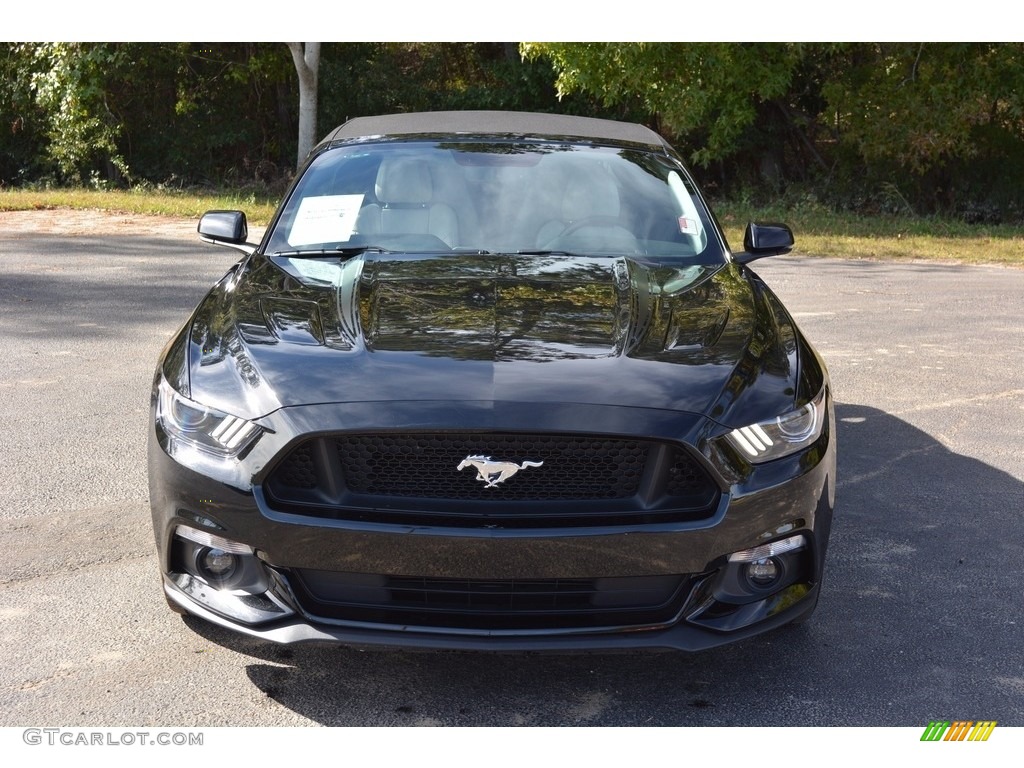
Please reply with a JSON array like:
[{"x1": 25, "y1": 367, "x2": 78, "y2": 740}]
[
  {"x1": 168, "y1": 525, "x2": 291, "y2": 624},
  {"x1": 198, "y1": 547, "x2": 239, "y2": 581},
  {"x1": 174, "y1": 525, "x2": 255, "y2": 589},
  {"x1": 746, "y1": 557, "x2": 781, "y2": 587}
]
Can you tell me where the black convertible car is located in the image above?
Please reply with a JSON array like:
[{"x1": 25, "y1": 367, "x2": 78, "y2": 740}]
[{"x1": 148, "y1": 111, "x2": 836, "y2": 651}]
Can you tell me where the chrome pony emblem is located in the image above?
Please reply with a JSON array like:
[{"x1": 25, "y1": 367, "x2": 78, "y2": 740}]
[{"x1": 457, "y1": 455, "x2": 544, "y2": 488}]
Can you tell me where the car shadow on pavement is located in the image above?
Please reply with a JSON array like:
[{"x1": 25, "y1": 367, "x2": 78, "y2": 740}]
[{"x1": 183, "y1": 402, "x2": 1024, "y2": 726}]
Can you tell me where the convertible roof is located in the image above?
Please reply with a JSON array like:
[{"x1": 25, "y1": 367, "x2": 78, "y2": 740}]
[{"x1": 318, "y1": 111, "x2": 667, "y2": 150}]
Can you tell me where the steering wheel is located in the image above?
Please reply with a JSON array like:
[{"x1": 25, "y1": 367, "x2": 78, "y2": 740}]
[
  {"x1": 540, "y1": 216, "x2": 640, "y2": 254},
  {"x1": 557, "y1": 216, "x2": 625, "y2": 238}
]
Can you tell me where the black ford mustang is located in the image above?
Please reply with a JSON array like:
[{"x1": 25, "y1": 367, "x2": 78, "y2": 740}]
[{"x1": 148, "y1": 111, "x2": 836, "y2": 651}]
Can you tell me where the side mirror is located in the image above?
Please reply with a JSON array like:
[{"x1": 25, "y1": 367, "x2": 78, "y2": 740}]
[
  {"x1": 198, "y1": 210, "x2": 255, "y2": 255},
  {"x1": 733, "y1": 222, "x2": 794, "y2": 264}
]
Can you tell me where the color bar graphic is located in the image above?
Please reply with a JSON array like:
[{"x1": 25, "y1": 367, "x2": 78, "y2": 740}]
[{"x1": 920, "y1": 720, "x2": 996, "y2": 742}]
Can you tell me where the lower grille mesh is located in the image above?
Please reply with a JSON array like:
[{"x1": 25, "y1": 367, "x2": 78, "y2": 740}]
[{"x1": 291, "y1": 570, "x2": 691, "y2": 630}]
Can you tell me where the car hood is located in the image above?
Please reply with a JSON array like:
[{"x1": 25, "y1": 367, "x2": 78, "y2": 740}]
[{"x1": 182, "y1": 253, "x2": 808, "y2": 427}]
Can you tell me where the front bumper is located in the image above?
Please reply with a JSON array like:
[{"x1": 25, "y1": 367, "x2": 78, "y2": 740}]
[
  {"x1": 149, "y1": 398, "x2": 835, "y2": 651},
  {"x1": 164, "y1": 575, "x2": 821, "y2": 651}
]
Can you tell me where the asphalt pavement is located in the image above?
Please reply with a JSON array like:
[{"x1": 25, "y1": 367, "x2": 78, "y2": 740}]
[{"x1": 1, "y1": 216, "x2": 1021, "y2": 727}]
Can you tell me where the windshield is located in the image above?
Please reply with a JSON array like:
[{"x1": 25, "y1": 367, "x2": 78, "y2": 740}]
[{"x1": 265, "y1": 140, "x2": 725, "y2": 263}]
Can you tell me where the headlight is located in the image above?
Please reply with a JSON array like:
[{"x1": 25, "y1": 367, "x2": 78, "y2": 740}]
[
  {"x1": 157, "y1": 378, "x2": 261, "y2": 456},
  {"x1": 726, "y1": 386, "x2": 826, "y2": 463}
]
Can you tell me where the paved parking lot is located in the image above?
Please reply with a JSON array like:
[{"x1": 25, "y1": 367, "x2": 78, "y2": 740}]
[{"x1": 1, "y1": 212, "x2": 1021, "y2": 726}]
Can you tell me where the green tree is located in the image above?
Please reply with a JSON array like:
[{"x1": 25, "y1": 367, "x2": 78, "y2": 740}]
[
  {"x1": 1, "y1": 43, "x2": 298, "y2": 186},
  {"x1": 523, "y1": 42, "x2": 1024, "y2": 215},
  {"x1": 0, "y1": 44, "x2": 48, "y2": 183},
  {"x1": 25, "y1": 42, "x2": 130, "y2": 183},
  {"x1": 824, "y1": 43, "x2": 1024, "y2": 172},
  {"x1": 4, "y1": 41, "x2": 1022, "y2": 217},
  {"x1": 315, "y1": 42, "x2": 608, "y2": 131},
  {"x1": 521, "y1": 43, "x2": 803, "y2": 166},
  {"x1": 822, "y1": 43, "x2": 1024, "y2": 213}
]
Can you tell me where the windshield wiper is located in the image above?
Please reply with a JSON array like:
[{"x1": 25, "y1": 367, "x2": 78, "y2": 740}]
[
  {"x1": 271, "y1": 246, "x2": 395, "y2": 258},
  {"x1": 515, "y1": 249, "x2": 588, "y2": 257}
]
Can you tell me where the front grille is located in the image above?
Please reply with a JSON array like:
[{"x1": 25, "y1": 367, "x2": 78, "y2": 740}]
[
  {"x1": 290, "y1": 569, "x2": 692, "y2": 630},
  {"x1": 275, "y1": 442, "x2": 318, "y2": 489},
  {"x1": 338, "y1": 433, "x2": 646, "y2": 500},
  {"x1": 264, "y1": 431, "x2": 719, "y2": 527}
]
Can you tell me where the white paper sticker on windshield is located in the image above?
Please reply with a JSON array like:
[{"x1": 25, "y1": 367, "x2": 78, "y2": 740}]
[
  {"x1": 678, "y1": 217, "x2": 698, "y2": 234},
  {"x1": 287, "y1": 194, "x2": 364, "y2": 247}
]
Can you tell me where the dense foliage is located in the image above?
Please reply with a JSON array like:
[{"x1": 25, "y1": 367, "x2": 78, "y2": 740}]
[
  {"x1": 524, "y1": 43, "x2": 1024, "y2": 220},
  {"x1": 2, "y1": 42, "x2": 1023, "y2": 220},
  {"x1": 0, "y1": 43, "x2": 598, "y2": 191}
]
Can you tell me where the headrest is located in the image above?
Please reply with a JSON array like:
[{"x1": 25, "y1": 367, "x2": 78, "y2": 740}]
[
  {"x1": 562, "y1": 163, "x2": 620, "y2": 221},
  {"x1": 375, "y1": 157, "x2": 433, "y2": 204}
]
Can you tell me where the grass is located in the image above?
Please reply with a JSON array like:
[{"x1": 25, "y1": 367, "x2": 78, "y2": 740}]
[
  {"x1": 0, "y1": 188, "x2": 279, "y2": 225},
  {"x1": 714, "y1": 202, "x2": 1023, "y2": 267},
  {"x1": 1, "y1": 188, "x2": 1021, "y2": 266}
]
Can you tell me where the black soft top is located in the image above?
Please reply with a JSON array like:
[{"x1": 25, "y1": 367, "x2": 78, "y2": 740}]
[{"x1": 317, "y1": 111, "x2": 667, "y2": 150}]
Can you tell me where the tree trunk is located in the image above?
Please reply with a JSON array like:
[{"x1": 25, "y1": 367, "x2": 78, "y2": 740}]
[{"x1": 286, "y1": 42, "x2": 320, "y2": 170}]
